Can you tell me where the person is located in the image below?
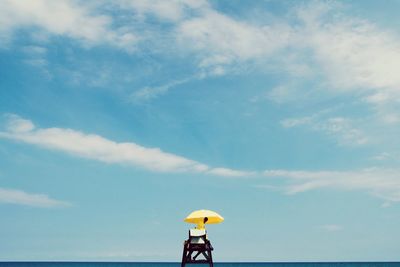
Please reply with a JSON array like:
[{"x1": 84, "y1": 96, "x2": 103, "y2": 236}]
[
  {"x1": 184, "y1": 217, "x2": 212, "y2": 264},
  {"x1": 196, "y1": 217, "x2": 208, "y2": 230},
  {"x1": 188, "y1": 217, "x2": 209, "y2": 245}
]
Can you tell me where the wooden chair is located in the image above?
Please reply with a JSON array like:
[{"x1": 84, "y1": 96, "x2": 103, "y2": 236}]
[{"x1": 181, "y1": 229, "x2": 214, "y2": 267}]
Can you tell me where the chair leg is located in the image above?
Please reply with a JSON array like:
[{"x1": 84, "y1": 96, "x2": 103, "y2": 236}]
[
  {"x1": 208, "y1": 248, "x2": 213, "y2": 267},
  {"x1": 188, "y1": 250, "x2": 194, "y2": 261},
  {"x1": 181, "y1": 247, "x2": 187, "y2": 267}
]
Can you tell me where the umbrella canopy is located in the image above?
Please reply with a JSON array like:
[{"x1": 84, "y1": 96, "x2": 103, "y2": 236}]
[{"x1": 184, "y1": 209, "x2": 224, "y2": 224}]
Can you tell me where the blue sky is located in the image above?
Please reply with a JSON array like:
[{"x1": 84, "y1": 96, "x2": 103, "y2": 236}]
[{"x1": 1, "y1": 0, "x2": 400, "y2": 262}]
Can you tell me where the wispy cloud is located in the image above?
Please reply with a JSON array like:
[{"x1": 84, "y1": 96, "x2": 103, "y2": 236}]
[
  {"x1": 280, "y1": 116, "x2": 314, "y2": 128},
  {"x1": 3, "y1": 0, "x2": 400, "y2": 94},
  {"x1": 0, "y1": 0, "x2": 137, "y2": 51},
  {"x1": 0, "y1": 115, "x2": 249, "y2": 177},
  {"x1": 130, "y1": 76, "x2": 198, "y2": 102},
  {"x1": 3, "y1": 115, "x2": 400, "y2": 203},
  {"x1": 19, "y1": 45, "x2": 52, "y2": 78},
  {"x1": 287, "y1": 2, "x2": 400, "y2": 126},
  {"x1": 263, "y1": 168, "x2": 400, "y2": 203},
  {"x1": 281, "y1": 114, "x2": 369, "y2": 146},
  {"x1": 176, "y1": 1, "x2": 400, "y2": 119},
  {"x1": 316, "y1": 117, "x2": 368, "y2": 146},
  {"x1": 144, "y1": 1, "x2": 400, "y2": 110},
  {"x1": 300, "y1": 3, "x2": 400, "y2": 98},
  {"x1": 0, "y1": 187, "x2": 70, "y2": 208},
  {"x1": 372, "y1": 152, "x2": 392, "y2": 161},
  {"x1": 176, "y1": 8, "x2": 291, "y2": 74},
  {"x1": 207, "y1": 168, "x2": 255, "y2": 178},
  {"x1": 3, "y1": 0, "x2": 400, "y2": 110},
  {"x1": 0, "y1": 115, "x2": 208, "y2": 173}
]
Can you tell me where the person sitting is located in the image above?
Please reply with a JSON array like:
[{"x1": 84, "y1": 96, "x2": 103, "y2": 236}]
[
  {"x1": 196, "y1": 217, "x2": 208, "y2": 230},
  {"x1": 189, "y1": 217, "x2": 208, "y2": 244}
]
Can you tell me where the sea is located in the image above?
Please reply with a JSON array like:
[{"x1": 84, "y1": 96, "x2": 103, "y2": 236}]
[{"x1": 0, "y1": 263, "x2": 399, "y2": 267}]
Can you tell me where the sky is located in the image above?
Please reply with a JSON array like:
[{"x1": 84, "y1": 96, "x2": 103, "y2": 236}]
[{"x1": 1, "y1": 0, "x2": 400, "y2": 262}]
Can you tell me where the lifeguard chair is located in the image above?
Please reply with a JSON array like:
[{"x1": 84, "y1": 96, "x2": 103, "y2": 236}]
[
  {"x1": 181, "y1": 229, "x2": 214, "y2": 267},
  {"x1": 181, "y1": 210, "x2": 224, "y2": 267}
]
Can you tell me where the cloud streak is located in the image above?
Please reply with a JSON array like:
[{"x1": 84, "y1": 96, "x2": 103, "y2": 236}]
[
  {"x1": 0, "y1": 187, "x2": 70, "y2": 208},
  {"x1": 130, "y1": 76, "x2": 198, "y2": 102},
  {"x1": 263, "y1": 168, "x2": 400, "y2": 203},
  {"x1": 281, "y1": 115, "x2": 369, "y2": 146},
  {"x1": 0, "y1": 115, "x2": 247, "y2": 177},
  {"x1": 2, "y1": 115, "x2": 400, "y2": 203}
]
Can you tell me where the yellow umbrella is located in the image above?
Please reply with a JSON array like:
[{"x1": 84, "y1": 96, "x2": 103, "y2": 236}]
[{"x1": 184, "y1": 209, "x2": 224, "y2": 227}]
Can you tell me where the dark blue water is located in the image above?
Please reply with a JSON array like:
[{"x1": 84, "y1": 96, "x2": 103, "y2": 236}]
[{"x1": 0, "y1": 263, "x2": 399, "y2": 267}]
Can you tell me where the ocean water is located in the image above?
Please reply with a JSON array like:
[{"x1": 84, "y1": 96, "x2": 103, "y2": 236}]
[{"x1": 0, "y1": 263, "x2": 398, "y2": 267}]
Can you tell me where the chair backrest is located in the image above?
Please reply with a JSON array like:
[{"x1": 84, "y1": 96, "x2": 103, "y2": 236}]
[{"x1": 189, "y1": 229, "x2": 207, "y2": 244}]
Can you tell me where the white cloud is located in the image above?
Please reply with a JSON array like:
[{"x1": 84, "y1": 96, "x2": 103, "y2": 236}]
[
  {"x1": 0, "y1": 116, "x2": 208, "y2": 173},
  {"x1": 263, "y1": 168, "x2": 400, "y2": 203},
  {"x1": 4, "y1": 0, "x2": 399, "y2": 109},
  {"x1": 281, "y1": 114, "x2": 368, "y2": 146},
  {"x1": 0, "y1": 115, "x2": 250, "y2": 177},
  {"x1": 207, "y1": 168, "x2": 254, "y2": 177},
  {"x1": 3, "y1": 0, "x2": 400, "y2": 106},
  {"x1": 364, "y1": 92, "x2": 390, "y2": 105},
  {"x1": 130, "y1": 76, "x2": 196, "y2": 102},
  {"x1": 156, "y1": 0, "x2": 400, "y2": 131},
  {"x1": 289, "y1": 1, "x2": 400, "y2": 123},
  {"x1": 177, "y1": 9, "x2": 292, "y2": 73},
  {"x1": 372, "y1": 152, "x2": 391, "y2": 161},
  {"x1": 0, "y1": 0, "x2": 137, "y2": 51},
  {"x1": 0, "y1": 187, "x2": 70, "y2": 208},
  {"x1": 4, "y1": 114, "x2": 35, "y2": 133},
  {"x1": 319, "y1": 117, "x2": 368, "y2": 145},
  {"x1": 3, "y1": 116, "x2": 400, "y2": 202},
  {"x1": 185, "y1": 1, "x2": 400, "y2": 116},
  {"x1": 172, "y1": 0, "x2": 400, "y2": 121}
]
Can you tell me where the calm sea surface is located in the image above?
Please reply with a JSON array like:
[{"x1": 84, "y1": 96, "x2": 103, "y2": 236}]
[{"x1": 0, "y1": 263, "x2": 399, "y2": 267}]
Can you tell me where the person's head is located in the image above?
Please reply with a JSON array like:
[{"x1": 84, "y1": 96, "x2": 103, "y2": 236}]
[{"x1": 204, "y1": 217, "x2": 208, "y2": 224}]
